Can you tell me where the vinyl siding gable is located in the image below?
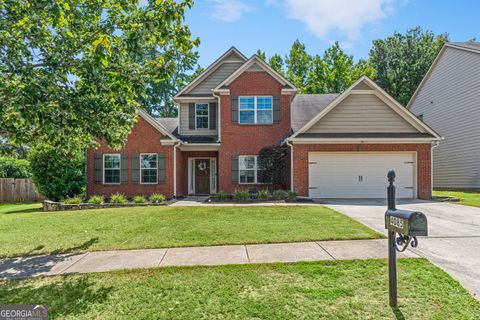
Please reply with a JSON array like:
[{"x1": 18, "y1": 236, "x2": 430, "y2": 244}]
[{"x1": 188, "y1": 62, "x2": 244, "y2": 95}]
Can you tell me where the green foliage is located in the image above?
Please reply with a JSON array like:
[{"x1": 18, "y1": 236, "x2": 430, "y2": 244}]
[
  {"x1": 64, "y1": 195, "x2": 82, "y2": 204},
  {"x1": 256, "y1": 49, "x2": 266, "y2": 61},
  {"x1": 28, "y1": 146, "x2": 84, "y2": 201},
  {"x1": 258, "y1": 189, "x2": 270, "y2": 200},
  {"x1": 133, "y1": 195, "x2": 147, "y2": 204},
  {"x1": 88, "y1": 195, "x2": 104, "y2": 204},
  {"x1": 268, "y1": 54, "x2": 285, "y2": 75},
  {"x1": 0, "y1": 0, "x2": 199, "y2": 152},
  {"x1": 110, "y1": 193, "x2": 127, "y2": 204},
  {"x1": 285, "y1": 40, "x2": 311, "y2": 91},
  {"x1": 214, "y1": 191, "x2": 227, "y2": 201},
  {"x1": 233, "y1": 190, "x2": 250, "y2": 202},
  {"x1": 258, "y1": 145, "x2": 287, "y2": 187},
  {"x1": 149, "y1": 193, "x2": 165, "y2": 203},
  {"x1": 273, "y1": 190, "x2": 287, "y2": 200},
  {"x1": 0, "y1": 156, "x2": 31, "y2": 178},
  {"x1": 287, "y1": 191, "x2": 298, "y2": 202},
  {"x1": 369, "y1": 27, "x2": 449, "y2": 106},
  {"x1": 0, "y1": 140, "x2": 28, "y2": 158}
]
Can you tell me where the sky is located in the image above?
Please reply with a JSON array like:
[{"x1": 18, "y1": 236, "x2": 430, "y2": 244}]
[{"x1": 184, "y1": 0, "x2": 479, "y2": 68}]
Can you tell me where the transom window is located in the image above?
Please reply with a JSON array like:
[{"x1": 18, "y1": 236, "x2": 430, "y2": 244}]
[
  {"x1": 104, "y1": 154, "x2": 121, "y2": 184},
  {"x1": 239, "y1": 96, "x2": 273, "y2": 124},
  {"x1": 239, "y1": 155, "x2": 266, "y2": 184},
  {"x1": 195, "y1": 103, "x2": 209, "y2": 129},
  {"x1": 140, "y1": 153, "x2": 158, "y2": 184}
]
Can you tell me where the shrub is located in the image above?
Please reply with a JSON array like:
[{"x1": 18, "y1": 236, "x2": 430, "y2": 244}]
[
  {"x1": 133, "y1": 195, "x2": 147, "y2": 203},
  {"x1": 88, "y1": 195, "x2": 104, "y2": 204},
  {"x1": 64, "y1": 195, "x2": 82, "y2": 204},
  {"x1": 149, "y1": 193, "x2": 165, "y2": 203},
  {"x1": 258, "y1": 189, "x2": 270, "y2": 200},
  {"x1": 233, "y1": 189, "x2": 250, "y2": 202},
  {"x1": 258, "y1": 145, "x2": 287, "y2": 188},
  {"x1": 273, "y1": 190, "x2": 287, "y2": 200},
  {"x1": 0, "y1": 156, "x2": 31, "y2": 178},
  {"x1": 110, "y1": 193, "x2": 127, "y2": 204},
  {"x1": 29, "y1": 145, "x2": 85, "y2": 201},
  {"x1": 287, "y1": 191, "x2": 298, "y2": 202},
  {"x1": 215, "y1": 191, "x2": 227, "y2": 201}
]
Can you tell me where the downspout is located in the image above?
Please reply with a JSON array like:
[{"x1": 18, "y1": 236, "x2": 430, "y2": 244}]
[
  {"x1": 430, "y1": 140, "x2": 440, "y2": 198},
  {"x1": 213, "y1": 91, "x2": 221, "y2": 142},
  {"x1": 286, "y1": 139, "x2": 294, "y2": 191},
  {"x1": 173, "y1": 141, "x2": 182, "y2": 198}
]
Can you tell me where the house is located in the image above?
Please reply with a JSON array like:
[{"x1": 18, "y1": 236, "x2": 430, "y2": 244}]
[
  {"x1": 408, "y1": 42, "x2": 480, "y2": 190},
  {"x1": 87, "y1": 47, "x2": 441, "y2": 199}
]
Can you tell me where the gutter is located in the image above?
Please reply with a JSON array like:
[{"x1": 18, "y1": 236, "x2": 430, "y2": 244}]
[
  {"x1": 173, "y1": 141, "x2": 182, "y2": 197},
  {"x1": 430, "y1": 140, "x2": 440, "y2": 197},
  {"x1": 212, "y1": 91, "x2": 221, "y2": 143},
  {"x1": 285, "y1": 139, "x2": 294, "y2": 191}
]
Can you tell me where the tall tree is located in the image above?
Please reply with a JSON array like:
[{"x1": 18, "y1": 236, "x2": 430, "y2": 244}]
[
  {"x1": 369, "y1": 27, "x2": 449, "y2": 106},
  {"x1": 285, "y1": 40, "x2": 311, "y2": 92},
  {"x1": 268, "y1": 54, "x2": 284, "y2": 76},
  {"x1": 0, "y1": 0, "x2": 199, "y2": 152},
  {"x1": 256, "y1": 49, "x2": 266, "y2": 61}
]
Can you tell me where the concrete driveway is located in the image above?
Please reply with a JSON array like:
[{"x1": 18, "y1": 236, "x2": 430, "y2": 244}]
[{"x1": 323, "y1": 199, "x2": 480, "y2": 299}]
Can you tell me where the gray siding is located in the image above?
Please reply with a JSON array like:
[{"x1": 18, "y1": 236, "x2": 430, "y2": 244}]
[
  {"x1": 410, "y1": 47, "x2": 480, "y2": 189},
  {"x1": 189, "y1": 62, "x2": 243, "y2": 95},
  {"x1": 352, "y1": 81, "x2": 372, "y2": 90},
  {"x1": 247, "y1": 62, "x2": 264, "y2": 72},
  {"x1": 179, "y1": 102, "x2": 218, "y2": 136},
  {"x1": 306, "y1": 94, "x2": 418, "y2": 133}
]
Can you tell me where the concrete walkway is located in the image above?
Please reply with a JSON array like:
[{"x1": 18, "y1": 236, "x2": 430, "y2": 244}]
[{"x1": 0, "y1": 239, "x2": 417, "y2": 279}]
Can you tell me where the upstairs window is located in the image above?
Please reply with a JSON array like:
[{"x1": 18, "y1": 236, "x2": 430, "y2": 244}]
[
  {"x1": 195, "y1": 103, "x2": 209, "y2": 129},
  {"x1": 104, "y1": 154, "x2": 121, "y2": 184},
  {"x1": 140, "y1": 153, "x2": 158, "y2": 184},
  {"x1": 239, "y1": 96, "x2": 272, "y2": 124}
]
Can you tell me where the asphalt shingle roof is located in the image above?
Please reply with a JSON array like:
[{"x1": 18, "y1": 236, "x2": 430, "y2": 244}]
[{"x1": 291, "y1": 94, "x2": 339, "y2": 132}]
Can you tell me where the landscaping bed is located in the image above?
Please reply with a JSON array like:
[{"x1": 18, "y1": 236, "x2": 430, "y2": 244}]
[{"x1": 209, "y1": 189, "x2": 311, "y2": 203}]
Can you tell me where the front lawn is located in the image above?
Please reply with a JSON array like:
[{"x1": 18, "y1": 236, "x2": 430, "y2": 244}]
[
  {"x1": 0, "y1": 205, "x2": 382, "y2": 257},
  {"x1": 1, "y1": 259, "x2": 478, "y2": 319},
  {"x1": 433, "y1": 190, "x2": 480, "y2": 207}
]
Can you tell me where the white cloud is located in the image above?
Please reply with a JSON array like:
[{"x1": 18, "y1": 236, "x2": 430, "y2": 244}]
[
  {"x1": 208, "y1": 0, "x2": 254, "y2": 22},
  {"x1": 278, "y1": 0, "x2": 397, "y2": 43}
]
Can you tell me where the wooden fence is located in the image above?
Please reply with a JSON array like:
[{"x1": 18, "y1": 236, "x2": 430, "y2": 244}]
[{"x1": 0, "y1": 178, "x2": 43, "y2": 202}]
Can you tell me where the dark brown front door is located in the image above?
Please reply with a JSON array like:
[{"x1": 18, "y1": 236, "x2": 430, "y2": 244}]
[{"x1": 195, "y1": 159, "x2": 210, "y2": 194}]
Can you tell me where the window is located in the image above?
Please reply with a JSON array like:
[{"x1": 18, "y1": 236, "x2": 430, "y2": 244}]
[
  {"x1": 195, "y1": 103, "x2": 209, "y2": 129},
  {"x1": 239, "y1": 155, "x2": 265, "y2": 183},
  {"x1": 140, "y1": 154, "x2": 158, "y2": 184},
  {"x1": 104, "y1": 154, "x2": 121, "y2": 184},
  {"x1": 239, "y1": 96, "x2": 272, "y2": 124}
]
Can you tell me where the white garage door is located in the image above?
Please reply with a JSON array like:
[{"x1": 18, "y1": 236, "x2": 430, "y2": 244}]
[{"x1": 308, "y1": 153, "x2": 416, "y2": 199}]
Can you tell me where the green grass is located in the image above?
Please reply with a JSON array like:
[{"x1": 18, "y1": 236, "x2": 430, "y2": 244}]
[
  {"x1": 433, "y1": 190, "x2": 480, "y2": 207},
  {"x1": 0, "y1": 202, "x2": 42, "y2": 214},
  {"x1": 0, "y1": 205, "x2": 382, "y2": 258},
  {"x1": 1, "y1": 259, "x2": 478, "y2": 319}
]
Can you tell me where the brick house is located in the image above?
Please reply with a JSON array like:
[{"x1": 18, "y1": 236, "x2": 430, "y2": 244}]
[{"x1": 87, "y1": 47, "x2": 441, "y2": 199}]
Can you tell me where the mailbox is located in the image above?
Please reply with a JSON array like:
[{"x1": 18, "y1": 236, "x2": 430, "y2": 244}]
[{"x1": 385, "y1": 209, "x2": 428, "y2": 237}]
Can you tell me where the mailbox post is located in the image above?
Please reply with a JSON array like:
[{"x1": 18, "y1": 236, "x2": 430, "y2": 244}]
[{"x1": 385, "y1": 170, "x2": 428, "y2": 307}]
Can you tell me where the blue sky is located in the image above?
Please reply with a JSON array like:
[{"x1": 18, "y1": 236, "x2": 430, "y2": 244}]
[{"x1": 185, "y1": 0, "x2": 479, "y2": 68}]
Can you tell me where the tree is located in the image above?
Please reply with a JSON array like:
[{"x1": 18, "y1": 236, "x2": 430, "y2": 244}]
[
  {"x1": 257, "y1": 145, "x2": 288, "y2": 189},
  {"x1": 268, "y1": 54, "x2": 284, "y2": 76},
  {"x1": 369, "y1": 27, "x2": 449, "y2": 106},
  {"x1": 0, "y1": 0, "x2": 199, "y2": 152},
  {"x1": 285, "y1": 40, "x2": 311, "y2": 92},
  {"x1": 256, "y1": 49, "x2": 266, "y2": 61},
  {"x1": 0, "y1": 157, "x2": 31, "y2": 178}
]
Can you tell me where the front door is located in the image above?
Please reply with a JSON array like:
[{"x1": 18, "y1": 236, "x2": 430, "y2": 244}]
[{"x1": 195, "y1": 159, "x2": 210, "y2": 194}]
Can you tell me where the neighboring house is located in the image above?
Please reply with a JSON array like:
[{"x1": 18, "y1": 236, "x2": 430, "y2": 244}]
[
  {"x1": 408, "y1": 42, "x2": 480, "y2": 190},
  {"x1": 87, "y1": 47, "x2": 440, "y2": 199}
]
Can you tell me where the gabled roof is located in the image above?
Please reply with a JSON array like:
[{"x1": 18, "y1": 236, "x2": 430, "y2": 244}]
[
  {"x1": 290, "y1": 76, "x2": 441, "y2": 140},
  {"x1": 174, "y1": 47, "x2": 247, "y2": 99},
  {"x1": 407, "y1": 42, "x2": 480, "y2": 109},
  {"x1": 291, "y1": 94, "x2": 339, "y2": 132},
  {"x1": 137, "y1": 109, "x2": 179, "y2": 141},
  {"x1": 213, "y1": 55, "x2": 298, "y2": 92}
]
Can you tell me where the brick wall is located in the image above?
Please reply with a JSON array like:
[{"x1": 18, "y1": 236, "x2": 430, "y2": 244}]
[
  {"x1": 86, "y1": 117, "x2": 175, "y2": 198},
  {"x1": 218, "y1": 71, "x2": 293, "y2": 193},
  {"x1": 292, "y1": 143, "x2": 432, "y2": 199}
]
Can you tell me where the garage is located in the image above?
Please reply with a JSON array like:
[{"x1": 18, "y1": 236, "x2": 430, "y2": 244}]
[{"x1": 308, "y1": 152, "x2": 416, "y2": 199}]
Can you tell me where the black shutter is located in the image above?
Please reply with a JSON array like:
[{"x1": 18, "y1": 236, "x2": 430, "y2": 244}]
[
  {"x1": 231, "y1": 155, "x2": 239, "y2": 184},
  {"x1": 131, "y1": 153, "x2": 140, "y2": 184},
  {"x1": 209, "y1": 102, "x2": 217, "y2": 130},
  {"x1": 231, "y1": 96, "x2": 238, "y2": 123},
  {"x1": 94, "y1": 153, "x2": 103, "y2": 184},
  {"x1": 121, "y1": 154, "x2": 128, "y2": 183},
  {"x1": 158, "y1": 153, "x2": 166, "y2": 183},
  {"x1": 273, "y1": 96, "x2": 281, "y2": 123},
  {"x1": 189, "y1": 103, "x2": 195, "y2": 129}
]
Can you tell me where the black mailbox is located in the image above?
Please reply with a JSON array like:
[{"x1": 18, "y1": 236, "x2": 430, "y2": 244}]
[{"x1": 385, "y1": 209, "x2": 428, "y2": 237}]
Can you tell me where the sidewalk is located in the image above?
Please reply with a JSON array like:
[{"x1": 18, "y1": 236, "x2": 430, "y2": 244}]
[{"x1": 0, "y1": 239, "x2": 417, "y2": 279}]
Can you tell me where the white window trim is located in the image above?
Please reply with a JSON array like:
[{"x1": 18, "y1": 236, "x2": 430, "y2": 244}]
[
  {"x1": 103, "y1": 153, "x2": 121, "y2": 185},
  {"x1": 140, "y1": 153, "x2": 158, "y2": 185},
  {"x1": 238, "y1": 96, "x2": 273, "y2": 124},
  {"x1": 238, "y1": 155, "x2": 265, "y2": 184},
  {"x1": 195, "y1": 103, "x2": 209, "y2": 130}
]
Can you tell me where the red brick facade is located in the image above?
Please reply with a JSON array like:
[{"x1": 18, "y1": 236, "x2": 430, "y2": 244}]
[{"x1": 292, "y1": 143, "x2": 432, "y2": 199}]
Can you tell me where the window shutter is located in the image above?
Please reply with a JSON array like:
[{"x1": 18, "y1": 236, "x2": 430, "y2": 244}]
[
  {"x1": 209, "y1": 102, "x2": 217, "y2": 130},
  {"x1": 121, "y1": 154, "x2": 128, "y2": 183},
  {"x1": 231, "y1": 155, "x2": 239, "y2": 184},
  {"x1": 273, "y1": 96, "x2": 281, "y2": 123},
  {"x1": 231, "y1": 96, "x2": 238, "y2": 123},
  {"x1": 94, "y1": 153, "x2": 103, "y2": 184},
  {"x1": 158, "y1": 153, "x2": 166, "y2": 183},
  {"x1": 189, "y1": 103, "x2": 195, "y2": 129},
  {"x1": 131, "y1": 153, "x2": 140, "y2": 184}
]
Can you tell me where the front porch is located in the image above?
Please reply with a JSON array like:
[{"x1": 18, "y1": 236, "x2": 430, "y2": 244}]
[{"x1": 178, "y1": 150, "x2": 218, "y2": 196}]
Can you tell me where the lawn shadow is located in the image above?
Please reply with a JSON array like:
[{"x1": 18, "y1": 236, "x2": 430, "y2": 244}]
[
  {"x1": 50, "y1": 237, "x2": 99, "y2": 255},
  {"x1": 392, "y1": 307, "x2": 405, "y2": 320},
  {"x1": 0, "y1": 275, "x2": 113, "y2": 318},
  {"x1": 1, "y1": 204, "x2": 42, "y2": 214}
]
